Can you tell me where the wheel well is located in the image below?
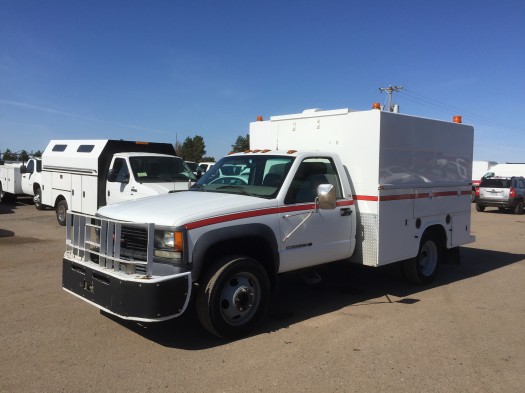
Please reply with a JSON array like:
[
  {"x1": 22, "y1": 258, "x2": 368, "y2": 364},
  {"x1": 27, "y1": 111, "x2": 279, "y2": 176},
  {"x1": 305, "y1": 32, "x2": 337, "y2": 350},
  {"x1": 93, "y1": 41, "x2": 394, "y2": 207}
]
[
  {"x1": 422, "y1": 224, "x2": 447, "y2": 249},
  {"x1": 198, "y1": 236, "x2": 277, "y2": 285},
  {"x1": 54, "y1": 195, "x2": 66, "y2": 208},
  {"x1": 33, "y1": 183, "x2": 41, "y2": 193}
]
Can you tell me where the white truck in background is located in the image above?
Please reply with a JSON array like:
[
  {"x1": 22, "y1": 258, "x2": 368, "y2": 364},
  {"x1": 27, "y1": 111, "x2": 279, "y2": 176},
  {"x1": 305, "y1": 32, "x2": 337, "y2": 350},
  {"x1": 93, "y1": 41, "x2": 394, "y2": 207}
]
[
  {"x1": 0, "y1": 158, "x2": 44, "y2": 208},
  {"x1": 481, "y1": 163, "x2": 525, "y2": 178},
  {"x1": 41, "y1": 140, "x2": 195, "y2": 225},
  {"x1": 62, "y1": 106, "x2": 474, "y2": 339}
]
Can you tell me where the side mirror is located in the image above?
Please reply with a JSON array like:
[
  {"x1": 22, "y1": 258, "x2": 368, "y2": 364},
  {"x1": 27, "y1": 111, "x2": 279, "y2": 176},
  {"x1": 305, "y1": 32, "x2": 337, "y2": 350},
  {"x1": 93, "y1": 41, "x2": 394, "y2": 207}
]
[
  {"x1": 196, "y1": 169, "x2": 202, "y2": 179},
  {"x1": 20, "y1": 165, "x2": 28, "y2": 174},
  {"x1": 317, "y1": 184, "x2": 336, "y2": 210}
]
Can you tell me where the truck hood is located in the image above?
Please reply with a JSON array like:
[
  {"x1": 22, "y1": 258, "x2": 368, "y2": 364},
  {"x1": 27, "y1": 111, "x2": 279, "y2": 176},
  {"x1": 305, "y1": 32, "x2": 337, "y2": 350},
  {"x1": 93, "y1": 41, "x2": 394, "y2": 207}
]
[{"x1": 96, "y1": 191, "x2": 277, "y2": 227}]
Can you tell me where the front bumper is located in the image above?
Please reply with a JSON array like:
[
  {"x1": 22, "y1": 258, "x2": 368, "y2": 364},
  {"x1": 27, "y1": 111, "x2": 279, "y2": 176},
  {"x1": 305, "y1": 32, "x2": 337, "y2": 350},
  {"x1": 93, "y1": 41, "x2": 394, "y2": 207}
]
[{"x1": 63, "y1": 258, "x2": 192, "y2": 322}]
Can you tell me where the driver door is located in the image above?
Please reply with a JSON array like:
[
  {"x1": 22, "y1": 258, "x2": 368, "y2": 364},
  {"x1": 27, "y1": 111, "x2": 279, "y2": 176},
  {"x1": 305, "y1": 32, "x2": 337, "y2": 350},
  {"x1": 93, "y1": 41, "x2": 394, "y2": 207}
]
[
  {"x1": 278, "y1": 157, "x2": 353, "y2": 272},
  {"x1": 106, "y1": 158, "x2": 134, "y2": 205}
]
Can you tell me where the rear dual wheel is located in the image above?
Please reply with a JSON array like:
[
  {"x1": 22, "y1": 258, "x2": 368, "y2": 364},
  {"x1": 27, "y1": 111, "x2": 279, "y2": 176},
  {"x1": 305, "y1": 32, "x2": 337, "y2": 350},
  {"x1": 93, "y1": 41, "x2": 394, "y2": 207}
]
[
  {"x1": 403, "y1": 232, "x2": 442, "y2": 285},
  {"x1": 196, "y1": 256, "x2": 270, "y2": 339}
]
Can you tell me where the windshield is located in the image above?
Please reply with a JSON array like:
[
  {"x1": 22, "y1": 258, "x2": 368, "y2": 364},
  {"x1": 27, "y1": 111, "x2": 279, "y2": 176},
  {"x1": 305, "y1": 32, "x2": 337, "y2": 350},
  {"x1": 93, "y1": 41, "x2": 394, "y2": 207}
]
[
  {"x1": 185, "y1": 162, "x2": 199, "y2": 172},
  {"x1": 190, "y1": 155, "x2": 295, "y2": 198},
  {"x1": 129, "y1": 156, "x2": 196, "y2": 183}
]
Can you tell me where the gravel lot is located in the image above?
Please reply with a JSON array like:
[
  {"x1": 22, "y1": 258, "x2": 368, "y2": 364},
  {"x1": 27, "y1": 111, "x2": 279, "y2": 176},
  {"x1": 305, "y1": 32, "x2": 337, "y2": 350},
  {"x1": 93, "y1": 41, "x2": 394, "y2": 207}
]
[{"x1": 1, "y1": 199, "x2": 524, "y2": 392}]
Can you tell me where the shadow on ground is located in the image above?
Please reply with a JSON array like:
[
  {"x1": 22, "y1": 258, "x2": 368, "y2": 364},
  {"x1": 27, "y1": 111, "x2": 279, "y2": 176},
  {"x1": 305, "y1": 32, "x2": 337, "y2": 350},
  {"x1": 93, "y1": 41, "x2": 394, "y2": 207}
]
[{"x1": 101, "y1": 247, "x2": 524, "y2": 349}]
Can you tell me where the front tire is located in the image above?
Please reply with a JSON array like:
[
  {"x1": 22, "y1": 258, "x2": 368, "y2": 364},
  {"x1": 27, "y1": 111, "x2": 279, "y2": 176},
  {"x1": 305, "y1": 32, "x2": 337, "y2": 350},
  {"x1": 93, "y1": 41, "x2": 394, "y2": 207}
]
[
  {"x1": 403, "y1": 232, "x2": 442, "y2": 285},
  {"x1": 56, "y1": 199, "x2": 68, "y2": 226},
  {"x1": 34, "y1": 188, "x2": 45, "y2": 210},
  {"x1": 196, "y1": 256, "x2": 270, "y2": 339}
]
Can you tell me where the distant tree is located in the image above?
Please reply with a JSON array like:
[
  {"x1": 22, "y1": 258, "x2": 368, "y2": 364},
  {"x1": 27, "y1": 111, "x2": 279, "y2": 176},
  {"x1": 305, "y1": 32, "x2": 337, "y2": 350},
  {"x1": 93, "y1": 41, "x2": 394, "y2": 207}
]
[
  {"x1": 19, "y1": 150, "x2": 29, "y2": 162},
  {"x1": 178, "y1": 135, "x2": 206, "y2": 162},
  {"x1": 200, "y1": 156, "x2": 216, "y2": 162},
  {"x1": 2, "y1": 149, "x2": 17, "y2": 161},
  {"x1": 33, "y1": 150, "x2": 43, "y2": 158},
  {"x1": 231, "y1": 134, "x2": 249, "y2": 153}
]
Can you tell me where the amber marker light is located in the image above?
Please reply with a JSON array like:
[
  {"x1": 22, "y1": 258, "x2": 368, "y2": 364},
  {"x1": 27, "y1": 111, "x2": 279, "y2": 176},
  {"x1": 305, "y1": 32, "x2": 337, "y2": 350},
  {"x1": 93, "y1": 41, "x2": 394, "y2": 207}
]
[
  {"x1": 256, "y1": 116, "x2": 263, "y2": 121},
  {"x1": 453, "y1": 116, "x2": 462, "y2": 123},
  {"x1": 174, "y1": 232, "x2": 184, "y2": 251},
  {"x1": 372, "y1": 102, "x2": 381, "y2": 109}
]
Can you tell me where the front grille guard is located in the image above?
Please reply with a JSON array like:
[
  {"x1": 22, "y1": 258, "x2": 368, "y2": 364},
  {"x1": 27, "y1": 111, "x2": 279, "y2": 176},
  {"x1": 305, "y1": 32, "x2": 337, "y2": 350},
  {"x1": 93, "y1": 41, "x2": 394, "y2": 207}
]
[{"x1": 65, "y1": 212, "x2": 154, "y2": 276}]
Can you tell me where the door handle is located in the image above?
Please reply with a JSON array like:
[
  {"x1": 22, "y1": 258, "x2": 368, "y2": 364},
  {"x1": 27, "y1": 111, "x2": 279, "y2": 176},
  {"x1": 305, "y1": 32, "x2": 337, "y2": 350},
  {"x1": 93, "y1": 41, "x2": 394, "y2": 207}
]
[
  {"x1": 340, "y1": 208, "x2": 352, "y2": 216},
  {"x1": 131, "y1": 188, "x2": 137, "y2": 192}
]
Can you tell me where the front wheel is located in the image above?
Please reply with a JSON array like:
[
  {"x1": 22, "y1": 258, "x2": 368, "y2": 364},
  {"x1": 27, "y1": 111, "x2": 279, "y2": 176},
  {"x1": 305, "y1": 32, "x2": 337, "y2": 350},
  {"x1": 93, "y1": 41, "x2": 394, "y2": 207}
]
[
  {"x1": 403, "y1": 232, "x2": 442, "y2": 285},
  {"x1": 196, "y1": 256, "x2": 270, "y2": 339},
  {"x1": 56, "y1": 199, "x2": 68, "y2": 226},
  {"x1": 34, "y1": 188, "x2": 45, "y2": 210}
]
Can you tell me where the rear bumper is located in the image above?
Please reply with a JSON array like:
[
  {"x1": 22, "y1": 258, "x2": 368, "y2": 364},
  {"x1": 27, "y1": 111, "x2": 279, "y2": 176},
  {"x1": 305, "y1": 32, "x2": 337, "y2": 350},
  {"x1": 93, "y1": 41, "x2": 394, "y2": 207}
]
[
  {"x1": 62, "y1": 258, "x2": 192, "y2": 322},
  {"x1": 476, "y1": 197, "x2": 518, "y2": 209}
]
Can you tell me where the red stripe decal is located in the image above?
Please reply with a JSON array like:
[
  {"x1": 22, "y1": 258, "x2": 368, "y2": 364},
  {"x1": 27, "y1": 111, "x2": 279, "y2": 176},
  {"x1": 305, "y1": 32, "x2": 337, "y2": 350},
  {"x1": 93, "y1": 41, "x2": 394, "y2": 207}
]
[
  {"x1": 184, "y1": 199, "x2": 355, "y2": 230},
  {"x1": 354, "y1": 190, "x2": 470, "y2": 202}
]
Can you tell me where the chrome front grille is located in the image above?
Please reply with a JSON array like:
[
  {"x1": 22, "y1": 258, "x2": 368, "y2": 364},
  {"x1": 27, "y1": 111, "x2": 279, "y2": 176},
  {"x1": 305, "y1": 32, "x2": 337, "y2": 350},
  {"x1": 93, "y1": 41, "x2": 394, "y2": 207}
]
[{"x1": 66, "y1": 212, "x2": 154, "y2": 276}]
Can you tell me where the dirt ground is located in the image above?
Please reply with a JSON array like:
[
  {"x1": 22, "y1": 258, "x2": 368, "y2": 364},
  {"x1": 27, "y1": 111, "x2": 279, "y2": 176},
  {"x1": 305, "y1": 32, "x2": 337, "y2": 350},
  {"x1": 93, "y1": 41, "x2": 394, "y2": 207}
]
[{"x1": 1, "y1": 199, "x2": 524, "y2": 392}]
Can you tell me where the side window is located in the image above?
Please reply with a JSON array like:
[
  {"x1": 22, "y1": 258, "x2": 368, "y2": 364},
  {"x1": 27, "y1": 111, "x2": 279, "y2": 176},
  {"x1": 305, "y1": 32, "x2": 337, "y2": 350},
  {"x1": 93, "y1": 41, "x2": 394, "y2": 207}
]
[
  {"x1": 52, "y1": 144, "x2": 67, "y2": 152},
  {"x1": 26, "y1": 160, "x2": 34, "y2": 173},
  {"x1": 518, "y1": 179, "x2": 525, "y2": 189},
  {"x1": 285, "y1": 157, "x2": 342, "y2": 204},
  {"x1": 111, "y1": 158, "x2": 130, "y2": 183}
]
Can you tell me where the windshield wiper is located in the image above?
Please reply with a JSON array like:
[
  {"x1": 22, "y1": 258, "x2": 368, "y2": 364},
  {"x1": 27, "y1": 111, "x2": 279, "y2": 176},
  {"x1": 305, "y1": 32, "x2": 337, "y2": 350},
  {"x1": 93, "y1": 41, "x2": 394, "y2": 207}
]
[{"x1": 216, "y1": 185, "x2": 253, "y2": 196}]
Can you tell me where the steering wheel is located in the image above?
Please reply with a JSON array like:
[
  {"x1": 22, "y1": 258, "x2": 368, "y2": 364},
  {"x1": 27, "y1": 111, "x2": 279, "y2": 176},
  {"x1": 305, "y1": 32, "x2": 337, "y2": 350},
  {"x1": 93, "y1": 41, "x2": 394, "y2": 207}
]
[{"x1": 209, "y1": 177, "x2": 247, "y2": 185}]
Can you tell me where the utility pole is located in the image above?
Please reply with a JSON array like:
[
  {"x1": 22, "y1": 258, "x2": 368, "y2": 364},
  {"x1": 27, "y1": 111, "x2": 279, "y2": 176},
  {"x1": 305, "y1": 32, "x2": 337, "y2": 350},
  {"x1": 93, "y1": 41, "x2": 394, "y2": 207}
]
[{"x1": 379, "y1": 85, "x2": 404, "y2": 112}]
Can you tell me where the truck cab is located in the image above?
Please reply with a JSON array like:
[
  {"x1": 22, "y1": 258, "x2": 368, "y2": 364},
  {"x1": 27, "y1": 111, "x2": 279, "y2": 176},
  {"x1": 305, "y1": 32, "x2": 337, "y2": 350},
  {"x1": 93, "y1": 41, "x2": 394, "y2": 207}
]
[
  {"x1": 20, "y1": 158, "x2": 44, "y2": 209},
  {"x1": 106, "y1": 153, "x2": 194, "y2": 205}
]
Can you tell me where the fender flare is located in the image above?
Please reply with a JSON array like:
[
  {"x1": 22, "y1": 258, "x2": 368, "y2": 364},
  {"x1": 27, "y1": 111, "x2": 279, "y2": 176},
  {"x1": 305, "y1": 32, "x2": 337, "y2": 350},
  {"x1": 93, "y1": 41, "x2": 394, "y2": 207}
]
[{"x1": 191, "y1": 223, "x2": 279, "y2": 281}]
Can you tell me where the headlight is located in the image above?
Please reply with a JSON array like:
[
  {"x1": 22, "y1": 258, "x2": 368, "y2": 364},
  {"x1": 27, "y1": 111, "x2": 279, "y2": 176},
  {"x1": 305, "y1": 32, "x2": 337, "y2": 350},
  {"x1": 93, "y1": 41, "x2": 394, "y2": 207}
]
[{"x1": 154, "y1": 230, "x2": 184, "y2": 260}]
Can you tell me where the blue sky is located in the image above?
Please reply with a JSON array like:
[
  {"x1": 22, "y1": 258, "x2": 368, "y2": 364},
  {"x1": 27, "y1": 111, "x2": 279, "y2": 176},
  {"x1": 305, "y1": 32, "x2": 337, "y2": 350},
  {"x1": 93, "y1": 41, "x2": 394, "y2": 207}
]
[{"x1": 1, "y1": 0, "x2": 524, "y2": 163}]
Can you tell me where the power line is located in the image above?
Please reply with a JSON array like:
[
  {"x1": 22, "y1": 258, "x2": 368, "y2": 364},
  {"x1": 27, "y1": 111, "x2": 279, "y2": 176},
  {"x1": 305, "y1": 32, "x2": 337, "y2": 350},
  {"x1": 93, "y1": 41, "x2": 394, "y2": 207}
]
[{"x1": 399, "y1": 89, "x2": 522, "y2": 132}]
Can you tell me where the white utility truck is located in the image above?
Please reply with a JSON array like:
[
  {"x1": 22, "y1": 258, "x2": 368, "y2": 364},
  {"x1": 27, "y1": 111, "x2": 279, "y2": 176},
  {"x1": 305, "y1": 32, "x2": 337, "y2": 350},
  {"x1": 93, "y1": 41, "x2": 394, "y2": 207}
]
[
  {"x1": 42, "y1": 139, "x2": 194, "y2": 225},
  {"x1": 482, "y1": 163, "x2": 525, "y2": 178},
  {"x1": 0, "y1": 158, "x2": 44, "y2": 208},
  {"x1": 62, "y1": 107, "x2": 474, "y2": 339}
]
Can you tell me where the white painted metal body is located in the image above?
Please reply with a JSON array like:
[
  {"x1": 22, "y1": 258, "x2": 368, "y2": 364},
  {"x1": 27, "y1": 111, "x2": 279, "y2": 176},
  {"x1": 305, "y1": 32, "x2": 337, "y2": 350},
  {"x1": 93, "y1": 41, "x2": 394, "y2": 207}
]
[
  {"x1": 472, "y1": 160, "x2": 498, "y2": 185},
  {"x1": 0, "y1": 162, "x2": 23, "y2": 195},
  {"x1": 250, "y1": 108, "x2": 475, "y2": 267}
]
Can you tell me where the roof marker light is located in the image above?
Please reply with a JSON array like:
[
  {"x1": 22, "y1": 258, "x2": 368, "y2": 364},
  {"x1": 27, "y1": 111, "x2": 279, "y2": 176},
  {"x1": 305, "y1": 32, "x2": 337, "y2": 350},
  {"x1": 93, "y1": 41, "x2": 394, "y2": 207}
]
[
  {"x1": 287, "y1": 150, "x2": 297, "y2": 154},
  {"x1": 256, "y1": 116, "x2": 263, "y2": 121},
  {"x1": 372, "y1": 102, "x2": 381, "y2": 109},
  {"x1": 453, "y1": 115, "x2": 462, "y2": 123}
]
